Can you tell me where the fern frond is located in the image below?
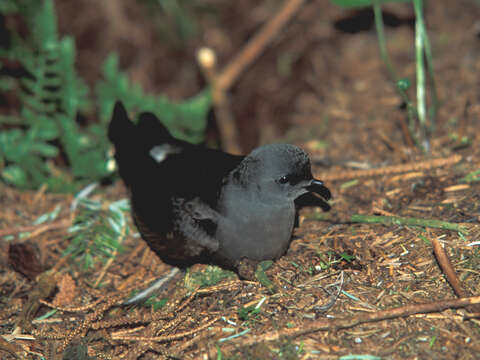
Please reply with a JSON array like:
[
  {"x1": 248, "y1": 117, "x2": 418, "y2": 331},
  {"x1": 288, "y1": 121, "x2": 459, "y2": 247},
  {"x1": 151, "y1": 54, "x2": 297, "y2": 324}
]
[
  {"x1": 96, "y1": 53, "x2": 212, "y2": 144},
  {"x1": 1, "y1": 0, "x2": 212, "y2": 190},
  {"x1": 64, "y1": 198, "x2": 130, "y2": 271},
  {"x1": 0, "y1": 0, "x2": 110, "y2": 190}
]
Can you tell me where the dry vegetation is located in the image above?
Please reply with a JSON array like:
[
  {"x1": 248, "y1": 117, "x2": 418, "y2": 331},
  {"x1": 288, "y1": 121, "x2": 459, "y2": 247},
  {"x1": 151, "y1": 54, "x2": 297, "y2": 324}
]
[{"x1": 1, "y1": 1, "x2": 480, "y2": 359}]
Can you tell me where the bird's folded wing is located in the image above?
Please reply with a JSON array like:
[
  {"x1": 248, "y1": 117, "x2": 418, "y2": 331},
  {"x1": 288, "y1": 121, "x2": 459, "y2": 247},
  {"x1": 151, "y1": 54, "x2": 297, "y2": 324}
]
[
  {"x1": 184, "y1": 197, "x2": 220, "y2": 221},
  {"x1": 178, "y1": 197, "x2": 220, "y2": 252}
]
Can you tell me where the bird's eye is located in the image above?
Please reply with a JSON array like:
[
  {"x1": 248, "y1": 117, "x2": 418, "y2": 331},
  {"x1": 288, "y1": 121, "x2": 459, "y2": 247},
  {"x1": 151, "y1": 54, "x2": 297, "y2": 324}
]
[{"x1": 278, "y1": 175, "x2": 289, "y2": 184}]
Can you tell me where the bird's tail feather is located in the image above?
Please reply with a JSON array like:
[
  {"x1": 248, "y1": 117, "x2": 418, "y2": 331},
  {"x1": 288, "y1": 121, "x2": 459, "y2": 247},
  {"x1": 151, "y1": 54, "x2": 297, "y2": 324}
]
[
  {"x1": 108, "y1": 101, "x2": 175, "y2": 185},
  {"x1": 108, "y1": 101, "x2": 136, "y2": 151},
  {"x1": 136, "y1": 111, "x2": 174, "y2": 150},
  {"x1": 109, "y1": 102, "x2": 174, "y2": 150}
]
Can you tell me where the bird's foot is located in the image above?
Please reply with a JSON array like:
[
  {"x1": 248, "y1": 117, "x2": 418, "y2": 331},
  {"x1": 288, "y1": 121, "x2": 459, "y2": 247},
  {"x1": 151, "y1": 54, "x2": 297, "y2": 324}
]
[{"x1": 236, "y1": 258, "x2": 257, "y2": 281}]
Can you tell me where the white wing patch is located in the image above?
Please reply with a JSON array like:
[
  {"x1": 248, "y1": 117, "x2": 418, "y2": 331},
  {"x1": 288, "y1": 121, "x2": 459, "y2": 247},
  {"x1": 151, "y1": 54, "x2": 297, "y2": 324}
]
[{"x1": 149, "y1": 144, "x2": 181, "y2": 163}]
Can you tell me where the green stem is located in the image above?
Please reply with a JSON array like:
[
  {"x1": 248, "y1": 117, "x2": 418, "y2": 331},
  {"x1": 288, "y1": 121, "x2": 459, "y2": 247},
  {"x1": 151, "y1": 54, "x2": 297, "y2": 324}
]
[
  {"x1": 422, "y1": 21, "x2": 438, "y2": 135},
  {"x1": 413, "y1": 0, "x2": 428, "y2": 151},
  {"x1": 350, "y1": 214, "x2": 466, "y2": 233},
  {"x1": 372, "y1": 2, "x2": 395, "y2": 77},
  {"x1": 372, "y1": 1, "x2": 417, "y2": 144},
  {"x1": 307, "y1": 213, "x2": 468, "y2": 234}
]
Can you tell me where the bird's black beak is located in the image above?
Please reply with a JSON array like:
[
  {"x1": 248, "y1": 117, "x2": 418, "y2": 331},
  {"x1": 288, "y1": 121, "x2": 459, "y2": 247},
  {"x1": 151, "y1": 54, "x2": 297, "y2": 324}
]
[{"x1": 305, "y1": 179, "x2": 331, "y2": 201}]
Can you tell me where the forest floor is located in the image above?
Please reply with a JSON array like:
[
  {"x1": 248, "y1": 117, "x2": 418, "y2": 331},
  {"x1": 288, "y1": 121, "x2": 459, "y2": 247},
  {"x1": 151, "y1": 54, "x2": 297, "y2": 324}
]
[{"x1": 1, "y1": 1, "x2": 480, "y2": 359}]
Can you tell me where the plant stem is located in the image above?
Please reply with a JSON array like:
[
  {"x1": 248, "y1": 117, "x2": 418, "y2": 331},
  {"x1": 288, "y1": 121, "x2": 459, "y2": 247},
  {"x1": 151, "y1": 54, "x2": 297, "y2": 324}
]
[
  {"x1": 422, "y1": 17, "x2": 438, "y2": 135},
  {"x1": 413, "y1": 0, "x2": 428, "y2": 151},
  {"x1": 372, "y1": 2, "x2": 395, "y2": 77},
  {"x1": 349, "y1": 214, "x2": 466, "y2": 233},
  {"x1": 372, "y1": 1, "x2": 417, "y2": 144},
  {"x1": 307, "y1": 213, "x2": 468, "y2": 234}
]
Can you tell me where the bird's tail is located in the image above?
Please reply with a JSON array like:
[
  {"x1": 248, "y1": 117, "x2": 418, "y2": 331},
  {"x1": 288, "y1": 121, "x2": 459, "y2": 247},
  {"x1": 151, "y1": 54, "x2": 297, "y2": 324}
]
[
  {"x1": 108, "y1": 102, "x2": 136, "y2": 150},
  {"x1": 108, "y1": 101, "x2": 174, "y2": 185}
]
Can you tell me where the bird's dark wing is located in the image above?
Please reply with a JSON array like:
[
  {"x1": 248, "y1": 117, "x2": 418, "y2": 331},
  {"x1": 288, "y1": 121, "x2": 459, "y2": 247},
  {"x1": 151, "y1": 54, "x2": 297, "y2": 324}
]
[
  {"x1": 159, "y1": 145, "x2": 243, "y2": 207},
  {"x1": 108, "y1": 101, "x2": 244, "y2": 205},
  {"x1": 109, "y1": 101, "x2": 244, "y2": 236},
  {"x1": 109, "y1": 101, "x2": 244, "y2": 267}
]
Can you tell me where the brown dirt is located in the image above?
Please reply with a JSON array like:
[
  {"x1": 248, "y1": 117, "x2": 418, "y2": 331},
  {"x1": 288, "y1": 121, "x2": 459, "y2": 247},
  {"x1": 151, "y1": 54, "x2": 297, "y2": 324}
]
[{"x1": 1, "y1": 1, "x2": 480, "y2": 359}]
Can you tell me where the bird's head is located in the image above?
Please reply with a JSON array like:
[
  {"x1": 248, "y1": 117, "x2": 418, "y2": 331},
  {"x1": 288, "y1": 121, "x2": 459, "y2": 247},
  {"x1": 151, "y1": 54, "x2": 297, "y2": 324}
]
[{"x1": 231, "y1": 144, "x2": 331, "y2": 202}]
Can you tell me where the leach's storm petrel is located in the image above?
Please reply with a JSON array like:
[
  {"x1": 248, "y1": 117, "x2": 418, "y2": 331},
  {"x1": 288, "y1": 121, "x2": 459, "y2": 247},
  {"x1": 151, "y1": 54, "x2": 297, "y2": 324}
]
[{"x1": 108, "y1": 101, "x2": 331, "y2": 285}]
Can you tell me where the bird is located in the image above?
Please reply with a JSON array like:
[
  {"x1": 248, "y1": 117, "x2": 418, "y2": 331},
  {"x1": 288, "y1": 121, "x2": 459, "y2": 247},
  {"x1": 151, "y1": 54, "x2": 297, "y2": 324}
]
[{"x1": 108, "y1": 101, "x2": 331, "y2": 301}]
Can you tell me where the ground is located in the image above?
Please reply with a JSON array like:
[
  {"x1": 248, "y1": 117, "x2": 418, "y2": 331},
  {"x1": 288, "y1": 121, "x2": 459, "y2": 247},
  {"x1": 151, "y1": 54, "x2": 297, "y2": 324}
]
[{"x1": 1, "y1": 1, "x2": 480, "y2": 359}]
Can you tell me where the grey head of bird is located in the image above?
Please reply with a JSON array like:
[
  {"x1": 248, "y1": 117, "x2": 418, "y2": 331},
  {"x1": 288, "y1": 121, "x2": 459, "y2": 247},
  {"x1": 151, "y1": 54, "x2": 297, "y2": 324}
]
[{"x1": 227, "y1": 143, "x2": 330, "y2": 202}]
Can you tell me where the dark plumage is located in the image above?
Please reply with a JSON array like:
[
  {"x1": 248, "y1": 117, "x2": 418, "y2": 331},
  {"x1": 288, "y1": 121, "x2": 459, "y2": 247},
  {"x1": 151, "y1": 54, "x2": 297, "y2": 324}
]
[{"x1": 108, "y1": 101, "x2": 331, "y2": 278}]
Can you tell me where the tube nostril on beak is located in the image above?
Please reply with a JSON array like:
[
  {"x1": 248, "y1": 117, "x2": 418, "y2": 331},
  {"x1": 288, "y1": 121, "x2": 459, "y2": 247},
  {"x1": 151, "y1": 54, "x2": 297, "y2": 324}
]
[{"x1": 306, "y1": 179, "x2": 331, "y2": 200}]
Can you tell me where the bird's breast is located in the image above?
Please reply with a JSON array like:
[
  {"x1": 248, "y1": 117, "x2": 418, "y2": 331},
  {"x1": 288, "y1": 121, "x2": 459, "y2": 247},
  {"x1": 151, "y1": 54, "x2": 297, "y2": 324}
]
[{"x1": 216, "y1": 193, "x2": 296, "y2": 263}]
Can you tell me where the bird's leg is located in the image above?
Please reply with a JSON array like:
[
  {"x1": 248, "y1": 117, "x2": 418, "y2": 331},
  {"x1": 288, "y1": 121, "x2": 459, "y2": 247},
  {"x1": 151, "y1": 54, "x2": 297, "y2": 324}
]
[{"x1": 236, "y1": 258, "x2": 258, "y2": 281}]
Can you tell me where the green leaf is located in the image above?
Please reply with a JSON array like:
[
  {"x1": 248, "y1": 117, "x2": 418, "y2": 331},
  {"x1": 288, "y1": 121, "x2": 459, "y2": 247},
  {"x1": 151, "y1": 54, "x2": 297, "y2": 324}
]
[
  {"x1": 35, "y1": 124, "x2": 59, "y2": 141},
  {"x1": 2, "y1": 165, "x2": 28, "y2": 187},
  {"x1": 177, "y1": 88, "x2": 212, "y2": 132},
  {"x1": 0, "y1": 129, "x2": 23, "y2": 160},
  {"x1": 460, "y1": 169, "x2": 480, "y2": 183},
  {"x1": 96, "y1": 53, "x2": 212, "y2": 144},
  {"x1": 397, "y1": 78, "x2": 411, "y2": 91},
  {"x1": 31, "y1": 142, "x2": 59, "y2": 157},
  {"x1": 30, "y1": 0, "x2": 59, "y2": 52}
]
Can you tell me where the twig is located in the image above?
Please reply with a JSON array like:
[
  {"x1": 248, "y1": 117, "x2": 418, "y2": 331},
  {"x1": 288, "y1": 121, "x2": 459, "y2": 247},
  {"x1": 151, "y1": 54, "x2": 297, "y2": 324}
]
[
  {"x1": 39, "y1": 296, "x2": 105, "y2": 313},
  {"x1": 432, "y1": 238, "x2": 480, "y2": 313},
  {"x1": 216, "y1": 0, "x2": 306, "y2": 92},
  {"x1": 218, "y1": 295, "x2": 480, "y2": 348},
  {"x1": 111, "y1": 316, "x2": 220, "y2": 342},
  {"x1": 197, "y1": 48, "x2": 240, "y2": 154},
  {"x1": 171, "y1": 332, "x2": 212, "y2": 358},
  {"x1": 315, "y1": 271, "x2": 344, "y2": 312},
  {"x1": 398, "y1": 112, "x2": 415, "y2": 147},
  {"x1": 51, "y1": 254, "x2": 71, "y2": 272},
  {"x1": 197, "y1": 0, "x2": 306, "y2": 153},
  {"x1": 432, "y1": 238, "x2": 465, "y2": 298},
  {"x1": 196, "y1": 280, "x2": 252, "y2": 295},
  {"x1": 291, "y1": 296, "x2": 480, "y2": 337},
  {"x1": 93, "y1": 253, "x2": 117, "y2": 289},
  {"x1": 57, "y1": 293, "x2": 126, "y2": 352},
  {"x1": 0, "y1": 218, "x2": 71, "y2": 238},
  {"x1": 317, "y1": 154, "x2": 461, "y2": 181}
]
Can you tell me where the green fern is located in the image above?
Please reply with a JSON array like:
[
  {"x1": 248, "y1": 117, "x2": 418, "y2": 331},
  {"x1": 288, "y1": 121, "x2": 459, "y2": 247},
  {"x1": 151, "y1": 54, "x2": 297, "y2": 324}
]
[
  {"x1": 96, "y1": 54, "x2": 211, "y2": 144},
  {"x1": 0, "y1": 0, "x2": 213, "y2": 191},
  {"x1": 64, "y1": 198, "x2": 129, "y2": 271},
  {"x1": 0, "y1": 0, "x2": 109, "y2": 190}
]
